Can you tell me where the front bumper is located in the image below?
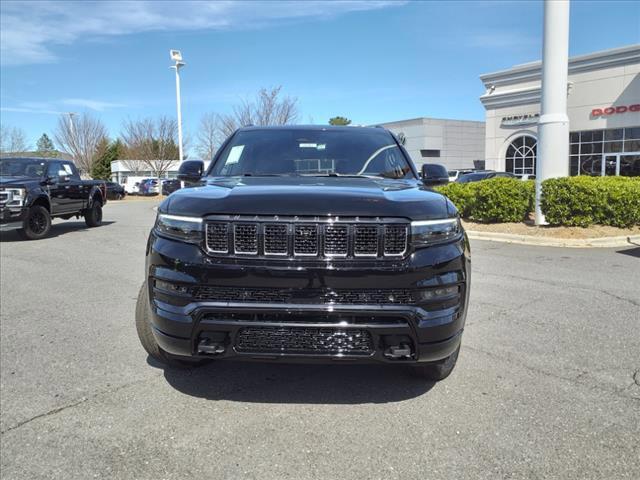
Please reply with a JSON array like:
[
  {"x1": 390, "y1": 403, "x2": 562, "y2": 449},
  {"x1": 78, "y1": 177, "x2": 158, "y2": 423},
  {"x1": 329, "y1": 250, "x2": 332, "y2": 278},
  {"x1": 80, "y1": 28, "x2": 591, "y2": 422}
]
[
  {"x1": 145, "y1": 231, "x2": 470, "y2": 364},
  {"x1": 0, "y1": 207, "x2": 27, "y2": 231}
]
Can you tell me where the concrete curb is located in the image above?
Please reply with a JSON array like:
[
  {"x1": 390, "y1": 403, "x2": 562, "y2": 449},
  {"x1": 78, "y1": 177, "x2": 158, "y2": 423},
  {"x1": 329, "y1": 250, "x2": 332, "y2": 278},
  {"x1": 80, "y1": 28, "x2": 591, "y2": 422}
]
[{"x1": 466, "y1": 231, "x2": 640, "y2": 248}]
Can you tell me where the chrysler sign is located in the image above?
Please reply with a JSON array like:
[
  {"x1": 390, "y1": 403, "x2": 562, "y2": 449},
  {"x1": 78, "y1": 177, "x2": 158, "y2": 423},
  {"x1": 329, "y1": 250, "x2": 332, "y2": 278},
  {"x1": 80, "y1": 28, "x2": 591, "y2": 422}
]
[{"x1": 591, "y1": 104, "x2": 640, "y2": 117}]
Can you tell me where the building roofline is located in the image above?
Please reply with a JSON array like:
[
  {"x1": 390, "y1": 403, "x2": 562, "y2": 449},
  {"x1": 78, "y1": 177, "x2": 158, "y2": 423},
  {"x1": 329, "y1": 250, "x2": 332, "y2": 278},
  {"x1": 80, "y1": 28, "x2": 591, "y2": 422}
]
[
  {"x1": 480, "y1": 44, "x2": 640, "y2": 87},
  {"x1": 376, "y1": 116, "x2": 485, "y2": 125}
]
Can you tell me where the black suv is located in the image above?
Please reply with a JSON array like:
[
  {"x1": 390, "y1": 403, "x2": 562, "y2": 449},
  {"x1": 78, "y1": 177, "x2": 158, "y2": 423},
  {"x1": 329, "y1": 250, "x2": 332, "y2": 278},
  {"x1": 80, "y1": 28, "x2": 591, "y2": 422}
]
[{"x1": 136, "y1": 126, "x2": 470, "y2": 381}]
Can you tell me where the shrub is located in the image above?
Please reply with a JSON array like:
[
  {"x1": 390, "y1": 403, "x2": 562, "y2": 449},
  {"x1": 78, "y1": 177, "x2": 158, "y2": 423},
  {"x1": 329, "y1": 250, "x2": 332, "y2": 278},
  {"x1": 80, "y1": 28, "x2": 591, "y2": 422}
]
[
  {"x1": 435, "y1": 182, "x2": 477, "y2": 217},
  {"x1": 541, "y1": 176, "x2": 640, "y2": 228},
  {"x1": 437, "y1": 178, "x2": 534, "y2": 223},
  {"x1": 469, "y1": 178, "x2": 534, "y2": 222}
]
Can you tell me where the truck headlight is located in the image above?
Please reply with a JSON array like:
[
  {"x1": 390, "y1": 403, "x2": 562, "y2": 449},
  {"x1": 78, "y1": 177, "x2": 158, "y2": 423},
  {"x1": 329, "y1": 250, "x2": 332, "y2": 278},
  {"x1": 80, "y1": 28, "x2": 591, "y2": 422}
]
[
  {"x1": 1, "y1": 188, "x2": 26, "y2": 208},
  {"x1": 155, "y1": 213, "x2": 203, "y2": 243},
  {"x1": 411, "y1": 218, "x2": 461, "y2": 247}
]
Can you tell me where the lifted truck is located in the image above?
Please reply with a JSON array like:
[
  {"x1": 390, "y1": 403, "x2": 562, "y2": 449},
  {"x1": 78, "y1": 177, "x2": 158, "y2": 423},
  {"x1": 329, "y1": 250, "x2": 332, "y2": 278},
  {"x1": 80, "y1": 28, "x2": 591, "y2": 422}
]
[{"x1": 0, "y1": 157, "x2": 107, "y2": 240}]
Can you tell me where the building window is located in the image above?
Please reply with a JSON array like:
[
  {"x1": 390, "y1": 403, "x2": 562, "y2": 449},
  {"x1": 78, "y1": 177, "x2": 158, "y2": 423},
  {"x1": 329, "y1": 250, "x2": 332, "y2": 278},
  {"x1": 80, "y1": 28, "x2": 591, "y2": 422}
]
[
  {"x1": 569, "y1": 127, "x2": 640, "y2": 176},
  {"x1": 505, "y1": 135, "x2": 536, "y2": 177},
  {"x1": 420, "y1": 149, "x2": 440, "y2": 158}
]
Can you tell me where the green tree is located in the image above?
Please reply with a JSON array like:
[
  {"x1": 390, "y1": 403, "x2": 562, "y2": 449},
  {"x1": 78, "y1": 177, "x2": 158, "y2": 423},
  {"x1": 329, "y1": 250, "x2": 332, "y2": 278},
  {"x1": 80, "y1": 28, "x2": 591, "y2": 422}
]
[
  {"x1": 91, "y1": 139, "x2": 122, "y2": 180},
  {"x1": 36, "y1": 133, "x2": 55, "y2": 156},
  {"x1": 329, "y1": 116, "x2": 351, "y2": 126}
]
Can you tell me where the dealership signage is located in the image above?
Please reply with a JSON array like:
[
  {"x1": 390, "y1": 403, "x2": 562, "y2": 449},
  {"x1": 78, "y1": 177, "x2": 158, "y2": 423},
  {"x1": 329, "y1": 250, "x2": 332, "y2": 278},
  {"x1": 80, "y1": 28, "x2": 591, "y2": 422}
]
[
  {"x1": 501, "y1": 113, "x2": 539, "y2": 127},
  {"x1": 591, "y1": 104, "x2": 640, "y2": 117}
]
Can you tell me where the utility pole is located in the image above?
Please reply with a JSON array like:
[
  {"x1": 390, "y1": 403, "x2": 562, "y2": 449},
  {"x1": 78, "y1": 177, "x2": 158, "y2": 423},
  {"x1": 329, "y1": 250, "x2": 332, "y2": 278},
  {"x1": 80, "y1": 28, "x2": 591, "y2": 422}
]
[
  {"x1": 170, "y1": 50, "x2": 185, "y2": 162},
  {"x1": 535, "y1": 0, "x2": 570, "y2": 225}
]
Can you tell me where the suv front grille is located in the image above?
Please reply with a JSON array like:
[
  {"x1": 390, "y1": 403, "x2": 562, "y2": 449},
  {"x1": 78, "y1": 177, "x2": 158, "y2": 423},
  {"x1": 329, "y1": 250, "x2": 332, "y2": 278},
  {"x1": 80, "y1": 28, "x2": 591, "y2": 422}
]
[
  {"x1": 205, "y1": 216, "x2": 408, "y2": 259},
  {"x1": 235, "y1": 326, "x2": 374, "y2": 355}
]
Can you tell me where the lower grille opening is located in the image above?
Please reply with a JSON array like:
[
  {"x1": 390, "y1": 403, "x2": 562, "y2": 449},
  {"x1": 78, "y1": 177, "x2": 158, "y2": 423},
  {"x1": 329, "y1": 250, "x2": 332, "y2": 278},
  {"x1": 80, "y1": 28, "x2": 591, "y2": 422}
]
[
  {"x1": 235, "y1": 326, "x2": 374, "y2": 355},
  {"x1": 202, "y1": 312, "x2": 408, "y2": 325}
]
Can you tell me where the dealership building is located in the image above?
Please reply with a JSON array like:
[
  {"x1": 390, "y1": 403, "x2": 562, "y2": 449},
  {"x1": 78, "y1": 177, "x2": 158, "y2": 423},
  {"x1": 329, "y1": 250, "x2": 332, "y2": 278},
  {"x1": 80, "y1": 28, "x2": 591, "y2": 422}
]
[
  {"x1": 378, "y1": 117, "x2": 486, "y2": 171},
  {"x1": 480, "y1": 44, "x2": 640, "y2": 177}
]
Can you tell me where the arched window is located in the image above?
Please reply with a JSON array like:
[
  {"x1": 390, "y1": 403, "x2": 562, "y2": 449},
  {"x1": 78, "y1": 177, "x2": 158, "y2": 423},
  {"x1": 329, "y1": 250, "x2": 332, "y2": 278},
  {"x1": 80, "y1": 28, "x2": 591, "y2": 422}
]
[{"x1": 505, "y1": 135, "x2": 537, "y2": 176}]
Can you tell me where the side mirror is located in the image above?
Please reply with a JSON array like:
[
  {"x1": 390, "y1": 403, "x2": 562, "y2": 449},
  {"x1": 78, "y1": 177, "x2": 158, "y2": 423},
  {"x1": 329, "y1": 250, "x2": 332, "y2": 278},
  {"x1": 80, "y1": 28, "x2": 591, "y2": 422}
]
[
  {"x1": 59, "y1": 175, "x2": 70, "y2": 183},
  {"x1": 177, "y1": 160, "x2": 204, "y2": 183},
  {"x1": 421, "y1": 164, "x2": 449, "y2": 187}
]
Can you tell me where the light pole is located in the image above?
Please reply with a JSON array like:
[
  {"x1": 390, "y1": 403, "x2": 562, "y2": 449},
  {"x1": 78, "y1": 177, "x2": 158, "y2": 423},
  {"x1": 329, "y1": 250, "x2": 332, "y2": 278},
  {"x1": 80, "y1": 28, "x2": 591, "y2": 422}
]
[
  {"x1": 170, "y1": 49, "x2": 185, "y2": 161},
  {"x1": 535, "y1": 0, "x2": 570, "y2": 225},
  {"x1": 67, "y1": 112, "x2": 76, "y2": 135}
]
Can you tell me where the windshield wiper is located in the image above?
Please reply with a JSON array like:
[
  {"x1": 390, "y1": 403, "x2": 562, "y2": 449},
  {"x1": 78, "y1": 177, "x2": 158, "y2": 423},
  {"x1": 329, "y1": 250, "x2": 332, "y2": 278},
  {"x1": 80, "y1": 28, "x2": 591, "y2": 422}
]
[
  {"x1": 302, "y1": 173, "x2": 380, "y2": 179},
  {"x1": 241, "y1": 173, "x2": 298, "y2": 177}
]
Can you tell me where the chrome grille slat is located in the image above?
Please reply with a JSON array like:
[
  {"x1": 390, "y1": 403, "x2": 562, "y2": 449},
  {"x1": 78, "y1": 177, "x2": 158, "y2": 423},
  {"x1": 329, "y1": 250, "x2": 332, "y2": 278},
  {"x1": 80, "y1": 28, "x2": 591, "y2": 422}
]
[
  {"x1": 354, "y1": 225, "x2": 378, "y2": 256},
  {"x1": 324, "y1": 224, "x2": 348, "y2": 256},
  {"x1": 204, "y1": 217, "x2": 408, "y2": 259},
  {"x1": 384, "y1": 225, "x2": 408, "y2": 256},
  {"x1": 294, "y1": 224, "x2": 318, "y2": 256},
  {"x1": 206, "y1": 223, "x2": 229, "y2": 253},
  {"x1": 264, "y1": 224, "x2": 288, "y2": 255},
  {"x1": 234, "y1": 224, "x2": 258, "y2": 254}
]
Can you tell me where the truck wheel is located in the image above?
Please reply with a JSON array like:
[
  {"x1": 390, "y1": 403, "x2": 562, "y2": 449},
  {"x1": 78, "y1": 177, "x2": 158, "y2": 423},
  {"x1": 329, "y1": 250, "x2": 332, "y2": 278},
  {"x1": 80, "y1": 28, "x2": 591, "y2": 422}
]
[
  {"x1": 135, "y1": 282, "x2": 206, "y2": 369},
  {"x1": 411, "y1": 345, "x2": 460, "y2": 381},
  {"x1": 84, "y1": 201, "x2": 103, "y2": 227},
  {"x1": 17, "y1": 205, "x2": 51, "y2": 240}
]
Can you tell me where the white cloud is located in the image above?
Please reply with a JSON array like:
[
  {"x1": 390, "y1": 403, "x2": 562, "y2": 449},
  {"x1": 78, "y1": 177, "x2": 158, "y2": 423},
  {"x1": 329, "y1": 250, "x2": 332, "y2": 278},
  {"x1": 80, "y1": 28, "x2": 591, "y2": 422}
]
[
  {"x1": 61, "y1": 98, "x2": 127, "y2": 111},
  {"x1": 0, "y1": 0, "x2": 404, "y2": 66},
  {"x1": 0, "y1": 98, "x2": 126, "y2": 114}
]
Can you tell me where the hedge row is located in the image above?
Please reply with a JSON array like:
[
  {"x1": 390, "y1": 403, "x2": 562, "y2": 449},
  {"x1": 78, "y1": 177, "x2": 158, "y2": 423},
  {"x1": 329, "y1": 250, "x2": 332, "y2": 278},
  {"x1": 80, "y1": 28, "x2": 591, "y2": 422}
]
[{"x1": 436, "y1": 176, "x2": 640, "y2": 227}]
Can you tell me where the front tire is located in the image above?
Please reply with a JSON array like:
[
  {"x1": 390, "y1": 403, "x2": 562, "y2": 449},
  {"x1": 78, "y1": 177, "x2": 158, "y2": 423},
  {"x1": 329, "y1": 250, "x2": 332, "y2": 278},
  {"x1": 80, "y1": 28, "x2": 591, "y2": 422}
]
[
  {"x1": 17, "y1": 205, "x2": 51, "y2": 240},
  {"x1": 84, "y1": 201, "x2": 103, "y2": 227},
  {"x1": 411, "y1": 345, "x2": 460, "y2": 381},
  {"x1": 135, "y1": 282, "x2": 205, "y2": 368}
]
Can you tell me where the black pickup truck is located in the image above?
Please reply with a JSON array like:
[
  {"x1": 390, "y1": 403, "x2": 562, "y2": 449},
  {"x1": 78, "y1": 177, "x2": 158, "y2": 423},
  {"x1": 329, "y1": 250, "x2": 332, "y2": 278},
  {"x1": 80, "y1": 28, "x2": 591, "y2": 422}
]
[
  {"x1": 0, "y1": 157, "x2": 106, "y2": 239},
  {"x1": 136, "y1": 126, "x2": 469, "y2": 381}
]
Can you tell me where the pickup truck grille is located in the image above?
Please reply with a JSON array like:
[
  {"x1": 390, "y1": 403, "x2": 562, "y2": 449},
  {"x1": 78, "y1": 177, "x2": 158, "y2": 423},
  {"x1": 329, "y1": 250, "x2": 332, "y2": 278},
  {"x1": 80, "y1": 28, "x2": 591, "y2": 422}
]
[
  {"x1": 235, "y1": 326, "x2": 374, "y2": 355},
  {"x1": 205, "y1": 216, "x2": 408, "y2": 259}
]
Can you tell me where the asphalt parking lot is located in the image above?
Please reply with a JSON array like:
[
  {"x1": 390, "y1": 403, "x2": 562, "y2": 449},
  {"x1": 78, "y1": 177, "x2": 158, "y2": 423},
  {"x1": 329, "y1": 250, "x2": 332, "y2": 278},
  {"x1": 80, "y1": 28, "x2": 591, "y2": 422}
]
[{"x1": 1, "y1": 200, "x2": 638, "y2": 480}]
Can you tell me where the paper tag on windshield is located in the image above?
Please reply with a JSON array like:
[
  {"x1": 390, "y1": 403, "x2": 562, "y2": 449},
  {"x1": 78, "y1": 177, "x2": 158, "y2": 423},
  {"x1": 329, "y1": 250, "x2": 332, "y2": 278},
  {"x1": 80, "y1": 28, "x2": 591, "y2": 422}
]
[
  {"x1": 226, "y1": 145, "x2": 244, "y2": 165},
  {"x1": 63, "y1": 164, "x2": 73, "y2": 174}
]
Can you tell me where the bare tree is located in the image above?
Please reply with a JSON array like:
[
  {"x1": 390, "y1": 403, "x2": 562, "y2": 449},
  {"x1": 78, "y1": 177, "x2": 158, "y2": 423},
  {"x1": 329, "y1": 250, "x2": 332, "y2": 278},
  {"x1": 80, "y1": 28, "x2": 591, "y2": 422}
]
[
  {"x1": 219, "y1": 86, "x2": 299, "y2": 137},
  {"x1": 196, "y1": 112, "x2": 224, "y2": 161},
  {"x1": 54, "y1": 113, "x2": 108, "y2": 174},
  {"x1": 120, "y1": 116, "x2": 181, "y2": 178},
  {"x1": 0, "y1": 124, "x2": 30, "y2": 155}
]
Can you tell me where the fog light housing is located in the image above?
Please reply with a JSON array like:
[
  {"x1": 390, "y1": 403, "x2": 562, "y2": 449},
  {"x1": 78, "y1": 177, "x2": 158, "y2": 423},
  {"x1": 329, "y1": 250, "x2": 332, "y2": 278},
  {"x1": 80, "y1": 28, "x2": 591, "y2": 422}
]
[
  {"x1": 154, "y1": 279, "x2": 191, "y2": 295},
  {"x1": 416, "y1": 285, "x2": 459, "y2": 302}
]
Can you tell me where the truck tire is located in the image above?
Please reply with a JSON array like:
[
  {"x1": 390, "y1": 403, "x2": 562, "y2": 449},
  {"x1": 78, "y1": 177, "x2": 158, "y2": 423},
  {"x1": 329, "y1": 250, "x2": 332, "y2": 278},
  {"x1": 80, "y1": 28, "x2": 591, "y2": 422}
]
[
  {"x1": 411, "y1": 345, "x2": 460, "y2": 381},
  {"x1": 17, "y1": 205, "x2": 52, "y2": 240},
  {"x1": 84, "y1": 200, "x2": 103, "y2": 227},
  {"x1": 135, "y1": 282, "x2": 206, "y2": 368}
]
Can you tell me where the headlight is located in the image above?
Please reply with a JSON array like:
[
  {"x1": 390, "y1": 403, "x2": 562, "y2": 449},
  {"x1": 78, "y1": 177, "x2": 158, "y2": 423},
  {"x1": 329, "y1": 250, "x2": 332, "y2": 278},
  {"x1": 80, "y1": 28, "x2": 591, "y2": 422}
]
[
  {"x1": 1, "y1": 188, "x2": 26, "y2": 207},
  {"x1": 411, "y1": 218, "x2": 461, "y2": 247},
  {"x1": 155, "y1": 213, "x2": 203, "y2": 243}
]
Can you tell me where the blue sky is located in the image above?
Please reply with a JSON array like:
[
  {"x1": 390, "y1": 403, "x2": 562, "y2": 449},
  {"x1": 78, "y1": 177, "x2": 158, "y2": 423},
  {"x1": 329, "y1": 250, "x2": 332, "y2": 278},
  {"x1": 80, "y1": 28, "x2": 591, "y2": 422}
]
[{"x1": 1, "y1": 0, "x2": 639, "y2": 154}]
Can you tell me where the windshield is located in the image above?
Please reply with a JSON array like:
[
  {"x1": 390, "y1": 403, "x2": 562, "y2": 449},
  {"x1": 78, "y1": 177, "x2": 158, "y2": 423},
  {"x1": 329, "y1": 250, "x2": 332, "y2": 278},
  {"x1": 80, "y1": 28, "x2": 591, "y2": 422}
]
[
  {"x1": 0, "y1": 158, "x2": 47, "y2": 178},
  {"x1": 209, "y1": 128, "x2": 414, "y2": 179}
]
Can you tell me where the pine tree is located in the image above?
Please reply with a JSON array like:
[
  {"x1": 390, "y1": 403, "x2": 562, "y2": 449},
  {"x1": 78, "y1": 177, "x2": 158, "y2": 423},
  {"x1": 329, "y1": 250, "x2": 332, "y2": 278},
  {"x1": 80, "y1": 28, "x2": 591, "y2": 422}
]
[
  {"x1": 36, "y1": 133, "x2": 55, "y2": 156},
  {"x1": 91, "y1": 139, "x2": 122, "y2": 180},
  {"x1": 329, "y1": 116, "x2": 352, "y2": 126}
]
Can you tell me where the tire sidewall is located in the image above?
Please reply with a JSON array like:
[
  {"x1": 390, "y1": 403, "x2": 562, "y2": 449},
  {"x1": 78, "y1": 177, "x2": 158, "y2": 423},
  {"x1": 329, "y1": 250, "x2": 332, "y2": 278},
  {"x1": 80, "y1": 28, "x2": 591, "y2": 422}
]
[
  {"x1": 19, "y1": 205, "x2": 52, "y2": 240},
  {"x1": 85, "y1": 201, "x2": 103, "y2": 227}
]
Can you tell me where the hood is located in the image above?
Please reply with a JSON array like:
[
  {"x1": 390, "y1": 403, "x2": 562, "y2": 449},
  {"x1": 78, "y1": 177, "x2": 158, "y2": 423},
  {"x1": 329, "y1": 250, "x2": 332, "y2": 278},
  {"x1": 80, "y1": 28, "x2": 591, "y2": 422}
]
[
  {"x1": 0, "y1": 176, "x2": 41, "y2": 188},
  {"x1": 162, "y1": 176, "x2": 449, "y2": 219}
]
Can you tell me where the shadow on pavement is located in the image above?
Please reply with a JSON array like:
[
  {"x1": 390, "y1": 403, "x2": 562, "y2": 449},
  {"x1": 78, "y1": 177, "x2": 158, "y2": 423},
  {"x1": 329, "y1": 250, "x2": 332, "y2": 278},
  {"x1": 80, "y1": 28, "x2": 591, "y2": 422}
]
[
  {"x1": 151, "y1": 357, "x2": 435, "y2": 404},
  {"x1": 0, "y1": 221, "x2": 116, "y2": 242},
  {"x1": 616, "y1": 246, "x2": 640, "y2": 258}
]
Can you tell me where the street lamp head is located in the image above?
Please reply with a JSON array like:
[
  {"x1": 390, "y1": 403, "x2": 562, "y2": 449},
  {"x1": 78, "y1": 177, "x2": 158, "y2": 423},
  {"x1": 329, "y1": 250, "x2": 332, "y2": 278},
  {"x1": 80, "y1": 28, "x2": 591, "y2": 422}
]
[{"x1": 170, "y1": 50, "x2": 183, "y2": 62}]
